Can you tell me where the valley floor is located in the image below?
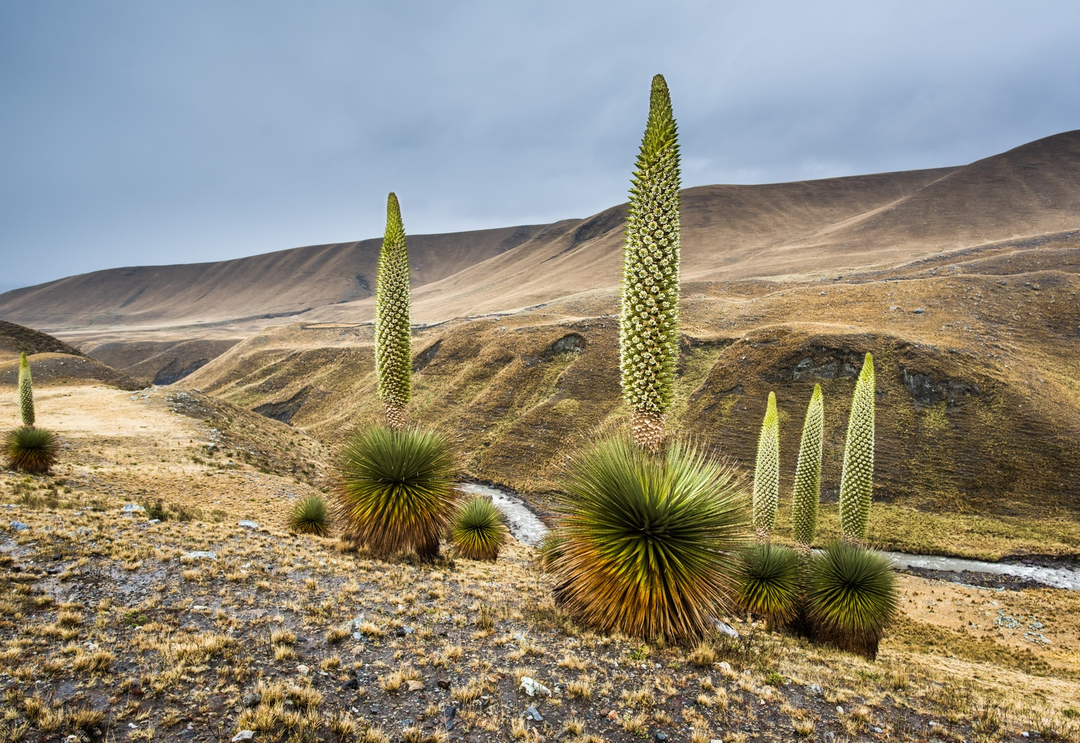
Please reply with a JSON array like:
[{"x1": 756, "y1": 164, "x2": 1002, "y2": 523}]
[{"x1": 1, "y1": 385, "x2": 1078, "y2": 743}]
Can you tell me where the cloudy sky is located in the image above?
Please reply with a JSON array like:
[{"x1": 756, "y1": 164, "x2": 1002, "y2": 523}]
[{"x1": 2, "y1": 1, "x2": 1078, "y2": 291}]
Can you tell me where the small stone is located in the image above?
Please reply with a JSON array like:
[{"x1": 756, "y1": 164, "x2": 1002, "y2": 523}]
[
  {"x1": 10, "y1": 521, "x2": 29, "y2": 532},
  {"x1": 231, "y1": 732, "x2": 255, "y2": 743},
  {"x1": 524, "y1": 707, "x2": 542, "y2": 722},
  {"x1": 606, "y1": 710, "x2": 619, "y2": 721},
  {"x1": 121, "y1": 503, "x2": 146, "y2": 514},
  {"x1": 1021, "y1": 732, "x2": 1030, "y2": 738},
  {"x1": 343, "y1": 616, "x2": 366, "y2": 631},
  {"x1": 912, "y1": 307, "x2": 925, "y2": 314},
  {"x1": 718, "y1": 661, "x2": 732, "y2": 672},
  {"x1": 519, "y1": 677, "x2": 551, "y2": 697},
  {"x1": 340, "y1": 678, "x2": 358, "y2": 691},
  {"x1": 238, "y1": 520, "x2": 259, "y2": 530},
  {"x1": 181, "y1": 551, "x2": 218, "y2": 562},
  {"x1": 296, "y1": 664, "x2": 310, "y2": 675},
  {"x1": 241, "y1": 693, "x2": 261, "y2": 708},
  {"x1": 873, "y1": 727, "x2": 883, "y2": 734},
  {"x1": 407, "y1": 680, "x2": 425, "y2": 692},
  {"x1": 836, "y1": 706, "x2": 844, "y2": 714},
  {"x1": 808, "y1": 684, "x2": 822, "y2": 695},
  {"x1": 655, "y1": 733, "x2": 668, "y2": 742},
  {"x1": 437, "y1": 679, "x2": 451, "y2": 690}
]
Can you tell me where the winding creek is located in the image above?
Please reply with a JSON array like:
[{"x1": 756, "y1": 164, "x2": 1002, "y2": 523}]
[{"x1": 458, "y1": 482, "x2": 1080, "y2": 591}]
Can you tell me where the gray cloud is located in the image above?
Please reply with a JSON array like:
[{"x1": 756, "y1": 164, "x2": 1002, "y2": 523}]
[{"x1": 1, "y1": 0, "x2": 1078, "y2": 288}]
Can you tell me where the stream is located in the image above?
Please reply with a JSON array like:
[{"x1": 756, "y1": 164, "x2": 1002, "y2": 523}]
[{"x1": 458, "y1": 482, "x2": 1080, "y2": 591}]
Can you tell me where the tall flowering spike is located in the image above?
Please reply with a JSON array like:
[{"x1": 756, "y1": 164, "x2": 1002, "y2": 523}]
[
  {"x1": 18, "y1": 352, "x2": 34, "y2": 428},
  {"x1": 752, "y1": 392, "x2": 780, "y2": 542},
  {"x1": 620, "y1": 74, "x2": 681, "y2": 452},
  {"x1": 792, "y1": 384, "x2": 824, "y2": 554},
  {"x1": 839, "y1": 354, "x2": 876, "y2": 544},
  {"x1": 374, "y1": 193, "x2": 412, "y2": 429}
]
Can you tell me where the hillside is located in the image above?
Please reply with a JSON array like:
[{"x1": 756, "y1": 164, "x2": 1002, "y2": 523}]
[{"x1": 2, "y1": 132, "x2": 1078, "y2": 351}]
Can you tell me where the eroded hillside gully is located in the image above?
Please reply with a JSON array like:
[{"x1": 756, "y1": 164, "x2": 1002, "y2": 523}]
[{"x1": 463, "y1": 482, "x2": 1080, "y2": 591}]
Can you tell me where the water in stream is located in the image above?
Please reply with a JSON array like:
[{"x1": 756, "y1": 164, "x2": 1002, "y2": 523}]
[{"x1": 458, "y1": 482, "x2": 1080, "y2": 591}]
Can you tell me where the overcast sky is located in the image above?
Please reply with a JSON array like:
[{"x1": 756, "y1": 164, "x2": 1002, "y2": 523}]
[{"x1": 2, "y1": 1, "x2": 1078, "y2": 291}]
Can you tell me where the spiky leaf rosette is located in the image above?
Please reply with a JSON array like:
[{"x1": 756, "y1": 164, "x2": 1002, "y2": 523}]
[
  {"x1": 839, "y1": 353, "x2": 875, "y2": 544},
  {"x1": 807, "y1": 541, "x2": 898, "y2": 660},
  {"x1": 4, "y1": 426, "x2": 58, "y2": 474},
  {"x1": 332, "y1": 426, "x2": 457, "y2": 559},
  {"x1": 752, "y1": 392, "x2": 780, "y2": 542},
  {"x1": 18, "y1": 352, "x2": 34, "y2": 428},
  {"x1": 289, "y1": 495, "x2": 330, "y2": 536},
  {"x1": 620, "y1": 74, "x2": 681, "y2": 452},
  {"x1": 374, "y1": 193, "x2": 412, "y2": 429},
  {"x1": 792, "y1": 384, "x2": 824, "y2": 553},
  {"x1": 451, "y1": 496, "x2": 508, "y2": 561},
  {"x1": 734, "y1": 543, "x2": 801, "y2": 627},
  {"x1": 550, "y1": 435, "x2": 749, "y2": 643}
]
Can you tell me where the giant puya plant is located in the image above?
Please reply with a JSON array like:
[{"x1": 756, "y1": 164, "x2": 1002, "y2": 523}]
[
  {"x1": 5, "y1": 352, "x2": 59, "y2": 474},
  {"x1": 331, "y1": 193, "x2": 458, "y2": 560},
  {"x1": 752, "y1": 392, "x2": 780, "y2": 543},
  {"x1": 839, "y1": 353, "x2": 875, "y2": 545},
  {"x1": 620, "y1": 74, "x2": 682, "y2": 453},
  {"x1": 549, "y1": 75, "x2": 749, "y2": 644}
]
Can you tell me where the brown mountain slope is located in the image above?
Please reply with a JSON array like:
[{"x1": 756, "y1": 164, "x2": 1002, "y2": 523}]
[
  {"x1": 182, "y1": 227, "x2": 1080, "y2": 525},
  {"x1": 2, "y1": 131, "x2": 1078, "y2": 346}
]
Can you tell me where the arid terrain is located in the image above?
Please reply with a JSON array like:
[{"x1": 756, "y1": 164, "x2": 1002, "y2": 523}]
[
  {"x1": 1, "y1": 130, "x2": 1080, "y2": 741},
  {"x1": 2, "y1": 384, "x2": 1078, "y2": 743}
]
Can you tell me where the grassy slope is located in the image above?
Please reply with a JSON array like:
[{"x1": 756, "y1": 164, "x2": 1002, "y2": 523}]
[
  {"x1": 181, "y1": 235, "x2": 1080, "y2": 560},
  {"x1": 1, "y1": 384, "x2": 1078, "y2": 743}
]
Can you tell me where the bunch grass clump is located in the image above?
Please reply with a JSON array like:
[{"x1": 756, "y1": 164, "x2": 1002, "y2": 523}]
[
  {"x1": 289, "y1": 495, "x2": 330, "y2": 536},
  {"x1": 4, "y1": 426, "x2": 59, "y2": 474},
  {"x1": 451, "y1": 496, "x2": 507, "y2": 561},
  {"x1": 332, "y1": 426, "x2": 457, "y2": 559},
  {"x1": 807, "y1": 541, "x2": 898, "y2": 660},
  {"x1": 549, "y1": 435, "x2": 749, "y2": 643},
  {"x1": 734, "y1": 543, "x2": 801, "y2": 629}
]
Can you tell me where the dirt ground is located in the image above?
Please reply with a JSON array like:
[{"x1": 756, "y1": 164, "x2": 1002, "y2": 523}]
[{"x1": 1, "y1": 384, "x2": 1078, "y2": 743}]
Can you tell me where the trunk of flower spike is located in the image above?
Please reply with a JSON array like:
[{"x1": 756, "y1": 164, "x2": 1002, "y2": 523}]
[
  {"x1": 374, "y1": 193, "x2": 412, "y2": 430},
  {"x1": 792, "y1": 385, "x2": 824, "y2": 556},
  {"x1": 18, "y1": 352, "x2": 34, "y2": 428},
  {"x1": 752, "y1": 392, "x2": 780, "y2": 543},
  {"x1": 839, "y1": 354, "x2": 876, "y2": 546},
  {"x1": 620, "y1": 74, "x2": 682, "y2": 453}
]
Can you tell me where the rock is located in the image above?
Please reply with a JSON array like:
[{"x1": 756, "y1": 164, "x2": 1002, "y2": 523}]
[
  {"x1": 808, "y1": 683, "x2": 822, "y2": 695},
  {"x1": 181, "y1": 551, "x2": 218, "y2": 562},
  {"x1": 718, "y1": 661, "x2": 732, "y2": 672},
  {"x1": 437, "y1": 679, "x2": 451, "y2": 690},
  {"x1": 121, "y1": 503, "x2": 146, "y2": 514},
  {"x1": 238, "y1": 520, "x2": 259, "y2": 530},
  {"x1": 407, "y1": 680, "x2": 425, "y2": 692},
  {"x1": 524, "y1": 707, "x2": 543, "y2": 722},
  {"x1": 519, "y1": 677, "x2": 551, "y2": 697},
  {"x1": 836, "y1": 706, "x2": 844, "y2": 714},
  {"x1": 341, "y1": 678, "x2": 358, "y2": 691},
  {"x1": 296, "y1": 665, "x2": 310, "y2": 675},
  {"x1": 912, "y1": 307, "x2": 925, "y2": 314},
  {"x1": 606, "y1": 710, "x2": 619, "y2": 720},
  {"x1": 343, "y1": 616, "x2": 366, "y2": 631},
  {"x1": 442, "y1": 705, "x2": 457, "y2": 730},
  {"x1": 655, "y1": 733, "x2": 668, "y2": 742},
  {"x1": 714, "y1": 620, "x2": 739, "y2": 638},
  {"x1": 231, "y1": 732, "x2": 255, "y2": 742},
  {"x1": 241, "y1": 693, "x2": 261, "y2": 708},
  {"x1": 10, "y1": 521, "x2": 29, "y2": 532}
]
